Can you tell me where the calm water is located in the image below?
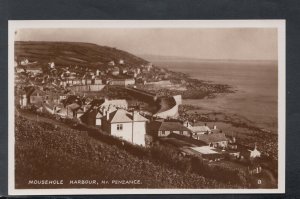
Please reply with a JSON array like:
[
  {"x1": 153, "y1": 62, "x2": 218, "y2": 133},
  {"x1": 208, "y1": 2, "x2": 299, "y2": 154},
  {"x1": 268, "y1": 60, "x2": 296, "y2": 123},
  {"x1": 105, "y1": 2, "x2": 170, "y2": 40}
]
[{"x1": 154, "y1": 60, "x2": 278, "y2": 131}]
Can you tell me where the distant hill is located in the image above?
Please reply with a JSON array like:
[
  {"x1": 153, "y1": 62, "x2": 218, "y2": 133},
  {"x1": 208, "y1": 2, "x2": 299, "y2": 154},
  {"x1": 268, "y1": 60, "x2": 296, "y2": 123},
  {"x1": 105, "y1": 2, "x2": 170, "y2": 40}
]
[{"x1": 15, "y1": 41, "x2": 149, "y2": 67}]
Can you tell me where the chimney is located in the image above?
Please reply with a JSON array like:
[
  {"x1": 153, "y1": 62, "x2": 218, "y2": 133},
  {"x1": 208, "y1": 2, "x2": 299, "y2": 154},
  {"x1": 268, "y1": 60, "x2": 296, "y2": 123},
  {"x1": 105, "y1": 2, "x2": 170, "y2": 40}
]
[
  {"x1": 106, "y1": 109, "x2": 110, "y2": 120},
  {"x1": 232, "y1": 136, "x2": 236, "y2": 143},
  {"x1": 133, "y1": 110, "x2": 138, "y2": 121}
]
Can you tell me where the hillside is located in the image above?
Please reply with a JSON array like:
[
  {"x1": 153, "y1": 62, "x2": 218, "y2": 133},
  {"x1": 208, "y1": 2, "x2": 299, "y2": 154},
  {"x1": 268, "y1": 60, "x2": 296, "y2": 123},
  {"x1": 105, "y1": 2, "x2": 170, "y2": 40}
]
[
  {"x1": 15, "y1": 112, "x2": 241, "y2": 189},
  {"x1": 15, "y1": 41, "x2": 149, "y2": 67}
]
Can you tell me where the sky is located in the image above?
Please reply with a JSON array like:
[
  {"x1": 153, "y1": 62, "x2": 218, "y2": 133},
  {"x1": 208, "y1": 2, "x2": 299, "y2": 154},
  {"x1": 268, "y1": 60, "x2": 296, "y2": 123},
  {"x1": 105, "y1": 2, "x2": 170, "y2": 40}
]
[{"x1": 15, "y1": 28, "x2": 278, "y2": 60}]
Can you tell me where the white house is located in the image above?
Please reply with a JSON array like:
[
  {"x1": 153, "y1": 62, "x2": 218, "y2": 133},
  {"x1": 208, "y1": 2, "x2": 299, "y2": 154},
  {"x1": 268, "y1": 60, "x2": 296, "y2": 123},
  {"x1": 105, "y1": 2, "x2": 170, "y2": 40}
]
[
  {"x1": 249, "y1": 144, "x2": 261, "y2": 159},
  {"x1": 119, "y1": 59, "x2": 125, "y2": 65},
  {"x1": 48, "y1": 62, "x2": 55, "y2": 68},
  {"x1": 102, "y1": 109, "x2": 148, "y2": 146},
  {"x1": 108, "y1": 61, "x2": 115, "y2": 66},
  {"x1": 15, "y1": 66, "x2": 24, "y2": 73},
  {"x1": 96, "y1": 69, "x2": 100, "y2": 76},
  {"x1": 94, "y1": 77, "x2": 102, "y2": 85},
  {"x1": 26, "y1": 66, "x2": 43, "y2": 75},
  {"x1": 21, "y1": 59, "x2": 29, "y2": 65},
  {"x1": 19, "y1": 94, "x2": 28, "y2": 107}
]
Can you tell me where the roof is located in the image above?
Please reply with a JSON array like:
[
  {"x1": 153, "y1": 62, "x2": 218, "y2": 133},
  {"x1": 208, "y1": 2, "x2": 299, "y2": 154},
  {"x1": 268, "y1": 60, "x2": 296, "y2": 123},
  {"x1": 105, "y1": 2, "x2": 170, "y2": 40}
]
[
  {"x1": 24, "y1": 63, "x2": 42, "y2": 70},
  {"x1": 81, "y1": 108, "x2": 103, "y2": 119},
  {"x1": 43, "y1": 102, "x2": 55, "y2": 110},
  {"x1": 90, "y1": 99, "x2": 105, "y2": 107},
  {"x1": 67, "y1": 103, "x2": 81, "y2": 110},
  {"x1": 189, "y1": 126, "x2": 211, "y2": 133},
  {"x1": 149, "y1": 121, "x2": 192, "y2": 132},
  {"x1": 190, "y1": 146, "x2": 219, "y2": 155},
  {"x1": 106, "y1": 109, "x2": 148, "y2": 123},
  {"x1": 25, "y1": 87, "x2": 35, "y2": 97},
  {"x1": 160, "y1": 122, "x2": 191, "y2": 132},
  {"x1": 76, "y1": 107, "x2": 85, "y2": 113},
  {"x1": 132, "y1": 111, "x2": 149, "y2": 122},
  {"x1": 25, "y1": 87, "x2": 46, "y2": 97},
  {"x1": 196, "y1": 133, "x2": 228, "y2": 144}
]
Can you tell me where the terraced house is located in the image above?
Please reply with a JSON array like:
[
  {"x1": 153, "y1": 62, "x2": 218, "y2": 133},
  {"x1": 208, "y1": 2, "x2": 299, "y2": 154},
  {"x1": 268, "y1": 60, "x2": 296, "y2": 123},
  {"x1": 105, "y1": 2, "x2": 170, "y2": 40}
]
[{"x1": 148, "y1": 121, "x2": 192, "y2": 138}]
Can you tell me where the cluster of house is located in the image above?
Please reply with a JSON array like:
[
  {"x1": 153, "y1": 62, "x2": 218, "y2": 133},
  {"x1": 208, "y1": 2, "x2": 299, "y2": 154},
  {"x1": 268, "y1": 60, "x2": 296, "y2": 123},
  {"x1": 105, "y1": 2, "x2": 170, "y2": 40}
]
[
  {"x1": 15, "y1": 59, "x2": 43, "y2": 76},
  {"x1": 15, "y1": 58, "x2": 159, "y2": 88},
  {"x1": 18, "y1": 85, "x2": 261, "y2": 164},
  {"x1": 18, "y1": 86, "x2": 149, "y2": 145},
  {"x1": 16, "y1": 58, "x2": 261, "y2": 164},
  {"x1": 148, "y1": 119, "x2": 261, "y2": 161}
]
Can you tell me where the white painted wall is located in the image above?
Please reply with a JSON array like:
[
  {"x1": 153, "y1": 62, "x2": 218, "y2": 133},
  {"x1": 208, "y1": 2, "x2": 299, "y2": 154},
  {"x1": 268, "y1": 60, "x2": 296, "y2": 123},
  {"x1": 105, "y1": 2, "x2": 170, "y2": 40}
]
[
  {"x1": 133, "y1": 121, "x2": 146, "y2": 146},
  {"x1": 20, "y1": 95, "x2": 27, "y2": 107},
  {"x1": 158, "y1": 130, "x2": 171, "y2": 137},
  {"x1": 250, "y1": 149, "x2": 261, "y2": 158},
  {"x1": 96, "y1": 118, "x2": 102, "y2": 126},
  {"x1": 173, "y1": 95, "x2": 182, "y2": 105},
  {"x1": 111, "y1": 123, "x2": 133, "y2": 143},
  {"x1": 110, "y1": 122, "x2": 146, "y2": 146},
  {"x1": 154, "y1": 95, "x2": 182, "y2": 119}
]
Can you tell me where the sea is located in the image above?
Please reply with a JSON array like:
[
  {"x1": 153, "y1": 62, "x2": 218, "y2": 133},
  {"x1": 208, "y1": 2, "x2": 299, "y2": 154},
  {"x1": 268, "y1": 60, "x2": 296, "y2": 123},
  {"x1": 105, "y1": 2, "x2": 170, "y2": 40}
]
[{"x1": 153, "y1": 60, "x2": 278, "y2": 132}]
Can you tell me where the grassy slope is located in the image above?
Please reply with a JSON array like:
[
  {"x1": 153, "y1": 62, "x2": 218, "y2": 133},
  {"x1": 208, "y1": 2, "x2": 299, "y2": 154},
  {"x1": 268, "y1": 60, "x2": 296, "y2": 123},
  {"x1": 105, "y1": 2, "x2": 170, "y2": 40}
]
[
  {"x1": 15, "y1": 41, "x2": 148, "y2": 67},
  {"x1": 15, "y1": 114, "x2": 233, "y2": 189}
]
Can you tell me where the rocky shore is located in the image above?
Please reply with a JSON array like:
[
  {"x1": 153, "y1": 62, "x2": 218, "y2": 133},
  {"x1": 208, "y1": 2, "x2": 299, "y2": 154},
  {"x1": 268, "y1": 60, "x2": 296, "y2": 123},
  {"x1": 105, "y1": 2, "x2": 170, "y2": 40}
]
[{"x1": 139, "y1": 69, "x2": 234, "y2": 100}]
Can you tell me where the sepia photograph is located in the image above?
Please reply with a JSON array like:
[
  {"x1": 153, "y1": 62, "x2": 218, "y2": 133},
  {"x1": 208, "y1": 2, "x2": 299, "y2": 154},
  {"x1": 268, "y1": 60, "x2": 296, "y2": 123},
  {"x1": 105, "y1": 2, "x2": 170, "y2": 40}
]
[{"x1": 8, "y1": 20, "x2": 285, "y2": 195}]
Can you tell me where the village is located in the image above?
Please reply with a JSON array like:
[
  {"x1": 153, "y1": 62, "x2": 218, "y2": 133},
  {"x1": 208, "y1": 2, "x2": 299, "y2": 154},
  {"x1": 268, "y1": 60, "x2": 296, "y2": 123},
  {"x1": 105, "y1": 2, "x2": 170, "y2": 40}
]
[{"x1": 15, "y1": 57, "x2": 264, "y2": 178}]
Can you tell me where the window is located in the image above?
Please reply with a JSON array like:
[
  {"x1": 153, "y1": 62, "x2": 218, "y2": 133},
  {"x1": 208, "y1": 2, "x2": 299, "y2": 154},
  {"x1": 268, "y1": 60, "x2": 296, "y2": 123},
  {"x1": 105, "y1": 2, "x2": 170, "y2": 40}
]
[{"x1": 117, "y1": 124, "x2": 123, "y2": 131}]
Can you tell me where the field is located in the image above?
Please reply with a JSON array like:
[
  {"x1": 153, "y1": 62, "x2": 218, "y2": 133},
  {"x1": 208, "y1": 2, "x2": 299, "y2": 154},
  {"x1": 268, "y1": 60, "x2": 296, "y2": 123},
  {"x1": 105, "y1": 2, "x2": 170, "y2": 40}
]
[{"x1": 15, "y1": 41, "x2": 148, "y2": 67}]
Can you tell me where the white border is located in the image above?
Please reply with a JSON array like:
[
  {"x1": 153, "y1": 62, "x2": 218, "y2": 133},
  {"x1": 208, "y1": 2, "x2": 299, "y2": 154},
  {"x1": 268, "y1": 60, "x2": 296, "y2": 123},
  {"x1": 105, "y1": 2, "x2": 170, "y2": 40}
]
[{"x1": 8, "y1": 20, "x2": 286, "y2": 195}]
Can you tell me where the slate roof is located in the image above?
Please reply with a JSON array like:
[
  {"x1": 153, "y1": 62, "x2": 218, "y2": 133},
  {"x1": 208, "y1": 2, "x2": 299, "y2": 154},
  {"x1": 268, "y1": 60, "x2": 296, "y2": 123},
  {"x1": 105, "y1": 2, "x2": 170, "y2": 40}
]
[
  {"x1": 107, "y1": 109, "x2": 148, "y2": 123},
  {"x1": 84, "y1": 108, "x2": 103, "y2": 118},
  {"x1": 196, "y1": 133, "x2": 228, "y2": 144},
  {"x1": 148, "y1": 121, "x2": 192, "y2": 133},
  {"x1": 189, "y1": 126, "x2": 211, "y2": 133},
  {"x1": 80, "y1": 107, "x2": 103, "y2": 125}
]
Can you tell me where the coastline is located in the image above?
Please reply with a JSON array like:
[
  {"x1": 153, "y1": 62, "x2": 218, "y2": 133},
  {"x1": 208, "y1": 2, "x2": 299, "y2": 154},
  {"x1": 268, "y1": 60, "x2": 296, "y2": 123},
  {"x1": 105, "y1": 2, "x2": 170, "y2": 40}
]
[{"x1": 152, "y1": 60, "x2": 277, "y2": 133}]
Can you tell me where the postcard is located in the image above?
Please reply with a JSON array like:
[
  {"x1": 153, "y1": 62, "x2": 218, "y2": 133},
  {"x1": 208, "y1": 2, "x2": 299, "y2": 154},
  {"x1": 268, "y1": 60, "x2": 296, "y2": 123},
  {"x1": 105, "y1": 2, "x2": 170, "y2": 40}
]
[{"x1": 8, "y1": 20, "x2": 285, "y2": 195}]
